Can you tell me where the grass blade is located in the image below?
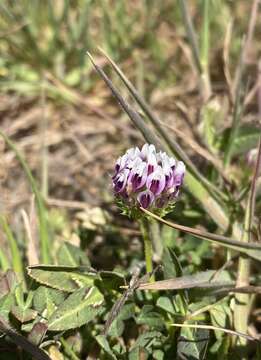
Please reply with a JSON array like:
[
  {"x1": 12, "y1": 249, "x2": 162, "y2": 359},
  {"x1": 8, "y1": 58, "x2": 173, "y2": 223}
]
[
  {"x1": 0, "y1": 215, "x2": 24, "y2": 280},
  {"x1": 141, "y1": 208, "x2": 261, "y2": 261},
  {"x1": 178, "y1": 0, "x2": 202, "y2": 75},
  {"x1": 0, "y1": 131, "x2": 50, "y2": 263}
]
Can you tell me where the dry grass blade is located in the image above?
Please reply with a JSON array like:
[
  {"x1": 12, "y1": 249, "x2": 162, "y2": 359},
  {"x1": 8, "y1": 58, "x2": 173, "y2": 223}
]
[
  {"x1": 0, "y1": 318, "x2": 51, "y2": 360},
  {"x1": 137, "y1": 275, "x2": 233, "y2": 291},
  {"x1": 171, "y1": 323, "x2": 259, "y2": 343},
  {"x1": 21, "y1": 198, "x2": 39, "y2": 265},
  {"x1": 86, "y1": 52, "x2": 163, "y2": 149}
]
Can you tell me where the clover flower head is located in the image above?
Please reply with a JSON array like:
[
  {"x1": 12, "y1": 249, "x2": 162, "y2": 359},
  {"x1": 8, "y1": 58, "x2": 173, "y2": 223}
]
[{"x1": 113, "y1": 144, "x2": 186, "y2": 216}]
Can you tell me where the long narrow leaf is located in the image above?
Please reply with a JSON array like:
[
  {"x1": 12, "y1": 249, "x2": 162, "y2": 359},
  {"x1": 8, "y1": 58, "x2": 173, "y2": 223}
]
[
  {"x1": 141, "y1": 208, "x2": 261, "y2": 262},
  {"x1": 0, "y1": 216, "x2": 24, "y2": 280}
]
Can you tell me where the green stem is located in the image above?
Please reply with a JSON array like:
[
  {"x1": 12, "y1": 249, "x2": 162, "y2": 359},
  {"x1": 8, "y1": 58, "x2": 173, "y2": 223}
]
[
  {"x1": 0, "y1": 248, "x2": 10, "y2": 271},
  {"x1": 234, "y1": 137, "x2": 260, "y2": 351},
  {"x1": 0, "y1": 216, "x2": 24, "y2": 279},
  {"x1": 139, "y1": 217, "x2": 154, "y2": 281}
]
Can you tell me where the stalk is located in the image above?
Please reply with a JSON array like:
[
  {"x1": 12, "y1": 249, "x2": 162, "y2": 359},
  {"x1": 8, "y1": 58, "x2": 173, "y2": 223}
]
[
  {"x1": 234, "y1": 137, "x2": 261, "y2": 352},
  {"x1": 139, "y1": 217, "x2": 154, "y2": 281}
]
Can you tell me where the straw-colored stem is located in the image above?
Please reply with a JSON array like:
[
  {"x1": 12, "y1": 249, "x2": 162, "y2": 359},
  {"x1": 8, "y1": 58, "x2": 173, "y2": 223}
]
[{"x1": 234, "y1": 137, "x2": 261, "y2": 351}]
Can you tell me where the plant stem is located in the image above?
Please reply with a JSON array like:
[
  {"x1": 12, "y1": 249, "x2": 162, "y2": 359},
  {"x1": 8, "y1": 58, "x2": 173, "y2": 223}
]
[
  {"x1": 139, "y1": 217, "x2": 154, "y2": 281},
  {"x1": 234, "y1": 137, "x2": 261, "y2": 351}
]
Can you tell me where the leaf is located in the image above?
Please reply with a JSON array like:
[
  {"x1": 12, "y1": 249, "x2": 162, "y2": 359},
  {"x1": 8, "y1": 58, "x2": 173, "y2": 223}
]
[
  {"x1": 0, "y1": 216, "x2": 24, "y2": 281},
  {"x1": 136, "y1": 305, "x2": 165, "y2": 329},
  {"x1": 57, "y1": 242, "x2": 90, "y2": 266},
  {"x1": 230, "y1": 125, "x2": 260, "y2": 156},
  {"x1": 130, "y1": 331, "x2": 164, "y2": 351},
  {"x1": 48, "y1": 286, "x2": 104, "y2": 331},
  {"x1": 156, "y1": 296, "x2": 176, "y2": 315},
  {"x1": 162, "y1": 247, "x2": 183, "y2": 279},
  {"x1": 0, "y1": 292, "x2": 15, "y2": 322},
  {"x1": 96, "y1": 335, "x2": 117, "y2": 360},
  {"x1": 97, "y1": 270, "x2": 125, "y2": 291},
  {"x1": 141, "y1": 208, "x2": 261, "y2": 262},
  {"x1": 33, "y1": 286, "x2": 65, "y2": 317},
  {"x1": 108, "y1": 302, "x2": 135, "y2": 337},
  {"x1": 210, "y1": 302, "x2": 231, "y2": 340},
  {"x1": 11, "y1": 306, "x2": 37, "y2": 323},
  {"x1": 138, "y1": 270, "x2": 233, "y2": 291},
  {"x1": 28, "y1": 265, "x2": 96, "y2": 292},
  {"x1": 178, "y1": 327, "x2": 209, "y2": 360}
]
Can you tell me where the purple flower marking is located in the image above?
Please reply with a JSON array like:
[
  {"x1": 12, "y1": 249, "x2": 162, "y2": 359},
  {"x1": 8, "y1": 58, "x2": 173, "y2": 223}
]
[
  {"x1": 113, "y1": 168, "x2": 130, "y2": 193},
  {"x1": 113, "y1": 143, "x2": 185, "y2": 212},
  {"x1": 146, "y1": 167, "x2": 166, "y2": 195},
  {"x1": 137, "y1": 190, "x2": 155, "y2": 208},
  {"x1": 129, "y1": 161, "x2": 148, "y2": 191},
  {"x1": 147, "y1": 151, "x2": 157, "y2": 174},
  {"x1": 173, "y1": 161, "x2": 185, "y2": 187}
]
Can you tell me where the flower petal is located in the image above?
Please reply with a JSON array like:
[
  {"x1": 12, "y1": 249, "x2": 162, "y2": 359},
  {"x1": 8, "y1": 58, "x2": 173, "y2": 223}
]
[
  {"x1": 128, "y1": 161, "x2": 148, "y2": 191},
  {"x1": 173, "y1": 161, "x2": 185, "y2": 187},
  {"x1": 137, "y1": 190, "x2": 155, "y2": 208},
  {"x1": 146, "y1": 167, "x2": 166, "y2": 195},
  {"x1": 113, "y1": 168, "x2": 130, "y2": 193}
]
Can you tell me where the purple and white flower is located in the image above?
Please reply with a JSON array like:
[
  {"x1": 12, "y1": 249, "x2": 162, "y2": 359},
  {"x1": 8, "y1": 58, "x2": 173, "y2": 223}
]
[{"x1": 112, "y1": 144, "x2": 186, "y2": 211}]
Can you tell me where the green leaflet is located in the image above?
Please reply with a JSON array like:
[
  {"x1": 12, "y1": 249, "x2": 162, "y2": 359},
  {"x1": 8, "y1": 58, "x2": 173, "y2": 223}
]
[
  {"x1": 11, "y1": 306, "x2": 38, "y2": 323},
  {"x1": 33, "y1": 286, "x2": 65, "y2": 317},
  {"x1": 0, "y1": 293, "x2": 15, "y2": 323},
  {"x1": 27, "y1": 266, "x2": 96, "y2": 292},
  {"x1": 27, "y1": 265, "x2": 125, "y2": 292},
  {"x1": 48, "y1": 286, "x2": 104, "y2": 331}
]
